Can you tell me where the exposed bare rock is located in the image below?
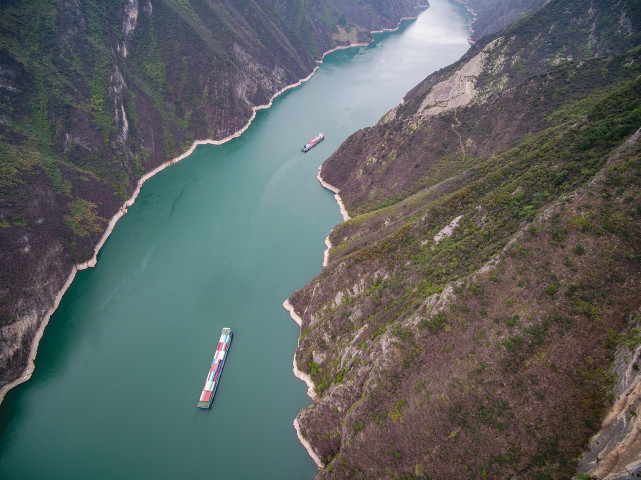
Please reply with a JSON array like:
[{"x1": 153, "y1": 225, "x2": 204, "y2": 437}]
[
  {"x1": 120, "y1": 0, "x2": 139, "y2": 58},
  {"x1": 578, "y1": 309, "x2": 641, "y2": 480},
  {"x1": 418, "y1": 38, "x2": 503, "y2": 116},
  {"x1": 433, "y1": 214, "x2": 463, "y2": 244}
]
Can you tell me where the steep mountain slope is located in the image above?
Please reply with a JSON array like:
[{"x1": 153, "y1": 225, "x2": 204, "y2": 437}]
[
  {"x1": 321, "y1": 0, "x2": 641, "y2": 214},
  {"x1": 288, "y1": 0, "x2": 641, "y2": 478},
  {"x1": 0, "y1": 0, "x2": 419, "y2": 397}
]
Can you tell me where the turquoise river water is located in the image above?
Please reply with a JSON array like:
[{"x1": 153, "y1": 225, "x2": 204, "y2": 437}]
[{"x1": 0, "y1": 1, "x2": 471, "y2": 478}]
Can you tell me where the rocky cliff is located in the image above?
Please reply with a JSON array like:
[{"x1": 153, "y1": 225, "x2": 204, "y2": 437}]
[
  {"x1": 288, "y1": 0, "x2": 641, "y2": 477},
  {"x1": 0, "y1": 0, "x2": 420, "y2": 399}
]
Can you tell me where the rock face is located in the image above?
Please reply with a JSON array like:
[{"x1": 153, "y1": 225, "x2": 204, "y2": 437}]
[
  {"x1": 0, "y1": 0, "x2": 419, "y2": 399},
  {"x1": 415, "y1": 37, "x2": 503, "y2": 116},
  {"x1": 287, "y1": 0, "x2": 641, "y2": 478},
  {"x1": 578, "y1": 308, "x2": 641, "y2": 479}
]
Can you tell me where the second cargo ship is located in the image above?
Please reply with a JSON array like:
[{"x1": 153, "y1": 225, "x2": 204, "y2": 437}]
[
  {"x1": 197, "y1": 327, "x2": 232, "y2": 409},
  {"x1": 301, "y1": 133, "x2": 324, "y2": 152}
]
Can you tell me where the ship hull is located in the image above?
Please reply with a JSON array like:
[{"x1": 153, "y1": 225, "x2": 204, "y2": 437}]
[
  {"x1": 197, "y1": 328, "x2": 232, "y2": 409},
  {"x1": 301, "y1": 133, "x2": 324, "y2": 152}
]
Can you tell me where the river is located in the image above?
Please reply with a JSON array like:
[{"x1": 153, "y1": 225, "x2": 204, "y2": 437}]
[{"x1": 0, "y1": 1, "x2": 471, "y2": 478}]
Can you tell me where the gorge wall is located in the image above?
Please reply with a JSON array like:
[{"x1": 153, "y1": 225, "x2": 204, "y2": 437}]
[{"x1": 288, "y1": 0, "x2": 641, "y2": 477}]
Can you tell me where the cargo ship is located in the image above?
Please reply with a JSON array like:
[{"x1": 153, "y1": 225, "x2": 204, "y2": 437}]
[
  {"x1": 197, "y1": 327, "x2": 232, "y2": 409},
  {"x1": 301, "y1": 133, "x2": 324, "y2": 152}
]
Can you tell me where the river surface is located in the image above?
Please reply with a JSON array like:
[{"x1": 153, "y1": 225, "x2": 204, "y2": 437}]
[{"x1": 0, "y1": 2, "x2": 470, "y2": 478}]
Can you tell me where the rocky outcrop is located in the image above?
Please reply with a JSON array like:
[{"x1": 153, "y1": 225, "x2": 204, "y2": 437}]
[
  {"x1": 416, "y1": 38, "x2": 503, "y2": 116},
  {"x1": 119, "y1": 0, "x2": 140, "y2": 57},
  {"x1": 578, "y1": 308, "x2": 641, "y2": 480}
]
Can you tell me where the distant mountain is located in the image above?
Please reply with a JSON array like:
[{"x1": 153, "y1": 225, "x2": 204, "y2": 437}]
[
  {"x1": 454, "y1": 0, "x2": 550, "y2": 41},
  {"x1": 0, "y1": 0, "x2": 419, "y2": 399},
  {"x1": 288, "y1": 0, "x2": 641, "y2": 478}
]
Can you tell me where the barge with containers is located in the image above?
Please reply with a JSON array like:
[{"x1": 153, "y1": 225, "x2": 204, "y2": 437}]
[
  {"x1": 197, "y1": 327, "x2": 232, "y2": 409},
  {"x1": 301, "y1": 133, "x2": 324, "y2": 152}
]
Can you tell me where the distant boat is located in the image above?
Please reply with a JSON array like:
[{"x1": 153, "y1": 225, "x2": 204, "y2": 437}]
[
  {"x1": 197, "y1": 327, "x2": 232, "y2": 409},
  {"x1": 302, "y1": 133, "x2": 325, "y2": 152}
]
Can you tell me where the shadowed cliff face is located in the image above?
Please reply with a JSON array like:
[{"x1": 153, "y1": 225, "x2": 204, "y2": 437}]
[
  {"x1": 0, "y1": 0, "x2": 420, "y2": 394},
  {"x1": 288, "y1": 0, "x2": 641, "y2": 478}
]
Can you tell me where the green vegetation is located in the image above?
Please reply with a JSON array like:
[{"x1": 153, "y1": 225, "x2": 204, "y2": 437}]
[
  {"x1": 11, "y1": 215, "x2": 29, "y2": 227},
  {"x1": 63, "y1": 198, "x2": 103, "y2": 237}
]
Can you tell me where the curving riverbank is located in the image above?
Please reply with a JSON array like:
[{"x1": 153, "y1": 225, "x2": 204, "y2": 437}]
[
  {"x1": 317, "y1": 167, "x2": 350, "y2": 222},
  {"x1": 282, "y1": 300, "x2": 317, "y2": 402},
  {"x1": 283, "y1": 299, "x2": 323, "y2": 470},
  {"x1": 371, "y1": 15, "x2": 422, "y2": 33},
  {"x1": 294, "y1": 417, "x2": 324, "y2": 470},
  {"x1": 447, "y1": 0, "x2": 477, "y2": 43}
]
